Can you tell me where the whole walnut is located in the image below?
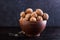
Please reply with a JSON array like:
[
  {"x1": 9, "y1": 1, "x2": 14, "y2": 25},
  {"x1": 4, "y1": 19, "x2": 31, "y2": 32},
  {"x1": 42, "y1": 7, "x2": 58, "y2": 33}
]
[
  {"x1": 20, "y1": 11, "x2": 25, "y2": 17},
  {"x1": 30, "y1": 17, "x2": 36, "y2": 22},
  {"x1": 23, "y1": 18, "x2": 28, "y2": 21},
  {"x1": 19, "y1": 17, "x2": 24, "y2": 23},
  {"x1": 43, "y1": 13, "x2": 49, "y2": 20},
  {"x1": 25, "y1": 8, "x2": 33, "y2": 13},
  {"x1": 36, "y1": 9, "x2": 43, "y2": 16},
  {"x1": 37, "y1": 16, "x2": 43, "y2": 21},
  {"x1": 31, "y1": 12, "x2": 37, "y2": 17},
  {"x1": 25, "y1": 14, "x2": 31, "y2": 20}
]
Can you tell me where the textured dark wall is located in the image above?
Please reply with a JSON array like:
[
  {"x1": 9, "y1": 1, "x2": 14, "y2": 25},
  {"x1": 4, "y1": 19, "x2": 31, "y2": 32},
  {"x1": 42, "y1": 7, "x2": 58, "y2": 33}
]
[
  {"x1": 0, "y1": 0, "x2": 60, "y2": 26},
  {"x1": 0, "y1": 0, "x2": 17, "y2": 26}
]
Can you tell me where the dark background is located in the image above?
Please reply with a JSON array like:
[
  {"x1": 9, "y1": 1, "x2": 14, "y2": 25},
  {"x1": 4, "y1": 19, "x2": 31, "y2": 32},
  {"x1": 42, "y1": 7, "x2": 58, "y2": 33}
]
[
  {"x1": 0, "y1": 0, "x2": 60, "y2": 40},
  {"x1": 0, "y1": 0, "x2": 60, "y2": 27}
]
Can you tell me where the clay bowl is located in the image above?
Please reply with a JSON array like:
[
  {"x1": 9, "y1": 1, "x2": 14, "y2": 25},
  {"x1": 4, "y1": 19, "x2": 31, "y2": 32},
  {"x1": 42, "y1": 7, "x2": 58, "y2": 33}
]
[{"x1": 19, "y1": 20, "x2": 47, "y2": 37}]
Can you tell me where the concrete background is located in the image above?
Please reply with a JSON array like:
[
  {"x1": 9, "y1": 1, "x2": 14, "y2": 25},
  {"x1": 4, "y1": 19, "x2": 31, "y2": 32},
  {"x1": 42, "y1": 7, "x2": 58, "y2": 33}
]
[{"x1": 0, "y1": 0, "x2": 60, "y2": 27}]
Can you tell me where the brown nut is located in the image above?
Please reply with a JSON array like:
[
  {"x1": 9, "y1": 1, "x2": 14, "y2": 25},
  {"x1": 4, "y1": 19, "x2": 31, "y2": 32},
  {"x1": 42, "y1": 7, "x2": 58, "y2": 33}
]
[
  {"x1": 19, "y1": 17, "x2": 23, "y2": 21},
  {"x1": 19, "y1": 17, "x2": 27, "y2": 22},
  {"x1": 20, "y1": 11, "x2": 25, "y2": 17},
  {"x1": 31, "y1": 11, "x2": 37, "y2": 17},
  {"x1": 43, "y1": 13, "x2": 49, "y2": 20},
  {"x1": 19, "y1": 17, "x2": 28, "y2": 24},
  {"x1": 19, "y1": 17, "x2": 24, "y2": 23},
  {"x1": 37, "y1": 16, "x2": 43, "y2": 21},
  {"x1": 23, "y1": 18, "x2": 28, "y2": 21},
  {"x1": 25, "y1": 14, "x2": 31, "y2": 19},
  {"x1": 25, "y1": 8, "x2": 33, "y2": 13},
  {"x1": 30, "y1": 17, "x2": 36, "y2": 22},
  {"x1": 36, "y1": 9, "x2": 43, "y2": 16}
]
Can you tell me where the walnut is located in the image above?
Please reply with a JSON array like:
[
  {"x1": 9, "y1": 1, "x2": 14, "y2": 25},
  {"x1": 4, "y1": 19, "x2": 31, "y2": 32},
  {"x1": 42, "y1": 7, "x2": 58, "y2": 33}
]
[
  {"x1": 25, "y1": 8, "x2": 33, "y2": 13},
  {"x1": 30, "y1": 17, "x2": 36, "y2": 22},
  {"x1": 20, "y1": 11, "x2": 25, "y2": 17},
  {"x1": 36, "y1": 9, "x2": 43, "y2": 16},
  {"x1": 25, "y1": 14, "x2": 31, "y2": 20},
  {"x1": 37, "y1": 16, "x2": 43, "y2": 21},
  {"x1": 23, "y1": 18, "x2": 28, "y2": 21},
  {"x1": 31, "y1": 11, "x2": 37, "y2": 17},
  {"x1": 43, "y1": 13, "x2": 49, "y2": 20},
  {"x1": 19, "y1": 17, "x2": 24, "y2": 23}
]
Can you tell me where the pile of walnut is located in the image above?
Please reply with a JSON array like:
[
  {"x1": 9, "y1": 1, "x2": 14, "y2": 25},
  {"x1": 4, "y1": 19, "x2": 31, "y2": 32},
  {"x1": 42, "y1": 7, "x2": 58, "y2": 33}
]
[{"x1": 19, "y1": 8, "x2": 49, "y2": 22}]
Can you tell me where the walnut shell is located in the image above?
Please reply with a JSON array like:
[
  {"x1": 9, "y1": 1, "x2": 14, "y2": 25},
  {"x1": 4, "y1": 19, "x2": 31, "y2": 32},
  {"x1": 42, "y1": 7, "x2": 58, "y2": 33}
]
[
  {"x1": 20, "y1": 11, "x2": 25, "y2": 17},
  {"x1": 43, "y1": 13, "x2": 49, "y2": 20},
  {"x1": 25, "y1": 8, "x2": 33, "y2": 13},
  {"x1": 23, "y1": 18, "x2": 28, "y2": 21},
  {"x1": 30, "y1": 17, "x2": 36, "y2": 22},
  {"x1": 19, "y1": 17, "x2": 24, "y2": 23},
  {"x1": 31, "y1": 12, "x2": 37, "y2": 17},
  {"x1": 25, "y1": 14, "x2": 31, "y2": 19},
  {"x1": 37, "y1": 16, "x2": 43, "y2": 21},
  {"x1": 36, "y1": 9, "x2": 43, "y2": 16}
]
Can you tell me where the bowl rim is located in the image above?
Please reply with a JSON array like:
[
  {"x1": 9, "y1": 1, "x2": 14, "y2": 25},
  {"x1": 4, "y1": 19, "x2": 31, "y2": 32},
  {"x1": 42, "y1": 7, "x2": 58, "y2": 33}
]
[
  {"x1": 19, "y1": 20, "x2": 47, "y2": 25},
  {"x1": 23, "y1": 20, "x2": 47, "y2": 22}
]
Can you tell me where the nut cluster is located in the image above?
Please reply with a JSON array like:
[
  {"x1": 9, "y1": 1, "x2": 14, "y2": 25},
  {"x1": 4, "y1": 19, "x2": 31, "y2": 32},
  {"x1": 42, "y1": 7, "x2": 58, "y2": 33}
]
[{"x1": 19, "y1": 8, "x2": 49, "y2": 22}]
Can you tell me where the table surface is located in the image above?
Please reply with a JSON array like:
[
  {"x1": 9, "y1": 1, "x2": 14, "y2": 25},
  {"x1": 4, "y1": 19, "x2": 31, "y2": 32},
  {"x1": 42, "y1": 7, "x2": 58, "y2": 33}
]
[{"x1": 0, "y1": 27, "x2": 60, "y2": 40}]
